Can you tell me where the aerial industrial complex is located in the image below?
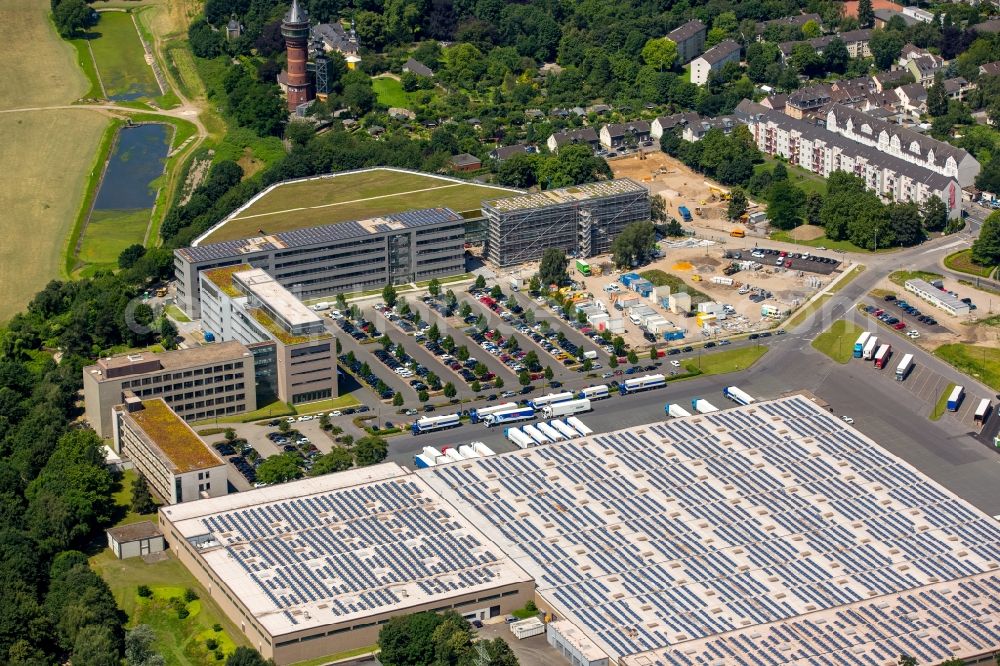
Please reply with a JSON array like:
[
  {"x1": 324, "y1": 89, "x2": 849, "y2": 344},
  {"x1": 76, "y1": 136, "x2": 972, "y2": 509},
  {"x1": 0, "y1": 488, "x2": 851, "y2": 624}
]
[{"x1": 158, "y1": 396, "x2": 1000, "y2": 665}]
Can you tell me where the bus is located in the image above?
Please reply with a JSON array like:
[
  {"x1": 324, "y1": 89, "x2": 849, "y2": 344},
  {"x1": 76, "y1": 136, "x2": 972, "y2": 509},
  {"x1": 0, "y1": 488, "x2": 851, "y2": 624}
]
[
  {"x1": 975, "y1": 399, "x2": 991, "y2": 425},
  {"x1": 873, "y1": 344, "x2": 892, "y2": 369},
  {"x1": 527, "y1": 392, "x2": 575, "y2": 410},
  {"x1": 411, "y1": 414, "x2": 462, "y2": 435},
  {"x1": 468, "y1": 402, "x2": 518, "y2": 423},
  {"x1": 862, "y1": 336, "x2": 879, "y2": 360},
  {"x1": 578, "y1": 385, "x2": 610, "y2": 401},
  {"x1": 895, "y1": 354, "x2": 913, "y2": 381},
  {"x1": 853, "y1": 332, "x2": 871, "y2": 358}
]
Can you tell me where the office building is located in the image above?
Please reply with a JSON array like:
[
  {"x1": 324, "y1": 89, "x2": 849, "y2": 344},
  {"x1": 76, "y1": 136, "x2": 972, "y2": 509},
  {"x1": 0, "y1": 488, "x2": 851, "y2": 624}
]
[
  {"x1": 112, "y1": 397, "x2": 228, "y2": 504},
  {"x1": 159, "y1": 465, "x2": 533, "y2": 663},
  {"x1": 736, "y1": 100, "x2": 962, "y2": 218},
  {"x1": 667, "y1": 19, "x2": 707, "y2": 64},
  {"x1": 690, "y1": 39, "x2": 741, "y2": 85},
  {"x1": 482, "y1": 179, "x2": 650, "y2": 267},
  {"x1": 905, "y1": 278, "x2": 971, "y2": 316},
  {"x1": 174, "y1": 208, "x2": 466, "y2": 319},
  {"x1": 84, "y1": 342, "x2": 256, "y2": 438},
  {"x1": 200, "y1": 266, "x2": 337, "y2": 406}
]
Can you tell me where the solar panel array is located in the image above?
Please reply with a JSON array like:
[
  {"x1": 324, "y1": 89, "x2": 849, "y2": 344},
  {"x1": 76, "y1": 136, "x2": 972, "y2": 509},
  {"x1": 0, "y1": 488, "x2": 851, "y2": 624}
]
[
  {"x1": 195, "y1": 475, "x2": 509, "y2": 625},
  {"x1": 424, "y1": 395, "x2": 1000, "y2": 663}
]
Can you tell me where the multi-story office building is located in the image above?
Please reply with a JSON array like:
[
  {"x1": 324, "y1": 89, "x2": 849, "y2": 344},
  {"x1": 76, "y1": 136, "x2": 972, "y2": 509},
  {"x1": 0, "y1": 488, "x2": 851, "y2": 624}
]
[
  {"x1": 200, "y1": 266, "x2": 337, "y2": 406},
  {"x1": 482, "y1": 179, "x2": 650, "y2": 267},
  {"x1": 112, "y1": 396, "x2": 228, "y2": 504},
  {"x1": 174, "y1": 208, "x2": 466, "y2": 319},
  {"x1": 84, "y1": 342, "x2": 256, "y2": 438},
  {"x1": 736, "y1": 100, "x2": 962, "y2": 218},
  {"x1": 826, "y1": 104, "x2": 980, "y2": 187}
]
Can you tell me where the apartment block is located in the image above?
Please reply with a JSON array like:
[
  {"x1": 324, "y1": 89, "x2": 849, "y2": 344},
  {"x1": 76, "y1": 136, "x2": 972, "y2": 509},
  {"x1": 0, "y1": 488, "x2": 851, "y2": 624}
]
[
  {"x1": 112, "y1": 397, "x2": 228, "y2": 504},
  {"x1": 482, "y1": 179, "x2": 650, "y2": 267},
  {"x1": 736, "y1": 100, "x2": 961, "y2": 218},
  {"x1": 174, "y1": 208, "x2": 466, "y2": 319},
  {"x1": 690, "y1": 40, "x2": 741, "y2": 86},
  {"x1": 667, "y1": 19, "x2": 707, "y2": 64},
  {"x1": 826, "y1": 104, "x2": 980, "y2": 187},
  {"x1": 84, "y1": 342, "x2": 256, "y2": 438},
  {"x1": 200, "y1": 266, "x2": 337, "y2": 406}
]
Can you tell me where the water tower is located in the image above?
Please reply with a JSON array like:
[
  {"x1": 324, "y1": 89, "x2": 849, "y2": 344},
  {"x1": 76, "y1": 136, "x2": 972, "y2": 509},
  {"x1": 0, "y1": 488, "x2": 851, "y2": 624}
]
[{"x1": 281, "y1": 0, "x2": 314, "y2": 111}]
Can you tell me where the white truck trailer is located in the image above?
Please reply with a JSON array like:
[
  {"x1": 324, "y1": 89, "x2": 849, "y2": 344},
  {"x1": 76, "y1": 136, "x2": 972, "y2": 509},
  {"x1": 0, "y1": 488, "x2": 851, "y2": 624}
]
[
  {"x1": 566, "y1": 416, "x2": 592, "y2": 436},
  {"x1": 542, "y1": 398, "x2": 592, "y2": 419},
  {"x1": 666, "y1": 403, "x2": 692, "y2": 418}
]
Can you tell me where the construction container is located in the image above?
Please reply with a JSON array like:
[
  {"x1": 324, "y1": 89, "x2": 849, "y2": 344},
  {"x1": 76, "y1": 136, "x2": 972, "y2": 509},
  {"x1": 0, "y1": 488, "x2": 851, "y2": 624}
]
[
  {"x1": 761, "y1": 304, "x2": 790, "y2": 319},
  {"x1": 669, "y1": 292, "x2": 691, "y2": 314},
  {"x1": 696, "y1": 312, "x2": 717, "y2": 327},
  {"x1": 710, "y1": 276, "x2": 734, "y2": 286},
  {"x1": 511, "y1": 617, "x2": 546, "y2": 639}
]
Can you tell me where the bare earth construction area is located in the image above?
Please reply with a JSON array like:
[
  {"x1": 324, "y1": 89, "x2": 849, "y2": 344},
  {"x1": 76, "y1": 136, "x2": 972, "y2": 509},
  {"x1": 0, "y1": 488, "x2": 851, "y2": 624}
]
[{"x1": 202, "y1": 168, "x2": 518, "y2": 244}]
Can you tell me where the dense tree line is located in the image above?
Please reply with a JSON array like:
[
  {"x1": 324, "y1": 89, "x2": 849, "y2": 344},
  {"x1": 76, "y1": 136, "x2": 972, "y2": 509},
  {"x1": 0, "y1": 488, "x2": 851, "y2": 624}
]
[
  {"x1": 660, "y1": 126, "x2": 761, "y2": 188},
  {"x1": 378, "y1": 611, "x2": 519, "y2": 666}
]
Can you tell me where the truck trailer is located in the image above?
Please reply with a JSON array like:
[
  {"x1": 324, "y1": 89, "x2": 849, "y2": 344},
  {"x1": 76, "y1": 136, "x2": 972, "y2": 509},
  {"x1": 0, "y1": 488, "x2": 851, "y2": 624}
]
[
  {"x1": 947, "y1": 385, "x2": 965, "y2": 412},
  {"x1": 505, "y1": 427, "x2": 534, "y2": 449},
  {"x1": 873, "y1": 344, "x2": 892, "y2": 369},
  {"x1": 522, "y1": 424, "x2": 549, "y2": 445},
  {"x1": 469, "y1": 441, "x2": 496, "y2": 456},
  {"x1": 411, "y1": 413, "x2": 462, "y2": 435},
  {"x1": 895, "y1": 354, "x2": 913, "y2": 381},
  {"x1": 723, "y1": 386, "x2": 755, "y2": 405},
  {"x1": 862, "y1": 336, "x2": 879, "y2": 360},
  {"x1": 619, "y1": 374, "x2": 666, "y2": 395},
  {"x1": 692, "y1": 398, "x2": 719, "y2": 414},
  {"x1": 538, "y1": 422, "x2": 564, "y2": 441},
  {"x1": 975, "y1": 399, "x2": 991, "y2": 425},
  {"x1": 542, "y1": 398, "x2": 592, "y2": 418},
  {"x1": 469, "y1": 402, "x2": 518, "y2": 423},
  {"x1": 679, "y1": 205, "x2": 692, "y2": 222},
  {"x1": 484, "y1": 406, "x2": 535, "y2": 427},
  {"x1": 566, "y1": 417, "x2": 592, "y2": 436},
  {"x1": 579, "y1": 385, "x2": 610, "y2": 400},
  {"x1": 853, "y1": 331, "x2": 871, "y2": 358},
  {"x1": 550, "y1": 420, "x2": 579, "y2": 439},
  {"x1": 666, "y1": 403, "x2": 692, "y2": 418},
  {"x1": 527, "y1": 392, "x2": 575, "y2": 410},
  {"x1": 413, "y1": 453, "x2": 439, "y2": 469}
]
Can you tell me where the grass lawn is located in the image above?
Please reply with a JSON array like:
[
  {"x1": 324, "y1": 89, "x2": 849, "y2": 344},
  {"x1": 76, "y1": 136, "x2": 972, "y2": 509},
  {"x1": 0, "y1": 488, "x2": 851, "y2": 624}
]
[
  {"x1": 295, "y1": 394, "x2": 362, "y2": 415},
  {"x1": 684, "y1": 345, "x2": 768, "y2": 375},
  {"x1": 889, "y1": 270, "x2": 943, "y2": 288},
  {"x1": 110, "y1": 468, "x2": 161, "y2": 527},
  {"x1": 829, "y1": 265, "x2": 865, "y2": 293},
  {"x1": 90, "y1": 550, "x2": 245, "y2": 666},
  {"x1": 639, "y1": 269, "x2": 710, "y2": 303},
  {"x1": 191, "y1": 399, "x2": 294, "y2": 425},
  {"x1": 755, "y1": 156, "x2": 827, "y2": 196},
  {"x1": 77, "y1": 208, "x2": 151, "y2": 267},
  {"x1": 930, "y1": 382, "x2": 956, "y2": 421},
  {"x1": 935, "y1": 344, "x2": 1000, "y2": 392},
  {"x1": 769, "y1": 230, "x2": 897, "y2": 254},
  {"x1": 166, "y1": 304, "x2": 192, "y2": 322},
  {"x1": 785, "y1": 293, "x2": 832, "y2": 329},
  {"x1": 812, "y1": 320, "x2": 864, "y2": 364},
  {"x1": 944, "y1": 249, "x2": 993, "y2": 278},
  {"x1": 372, "y1": 76, "x2": 421, "y2": 108},
  {"x1": 290, "y1": 646, "x2": 378, "y2": 666},
  {"x1": 87, "y1": 11, "x2": 161, "y2": 100},
  {"x1": 207, "y1": 168, "x2": 517, "y2": 243}
]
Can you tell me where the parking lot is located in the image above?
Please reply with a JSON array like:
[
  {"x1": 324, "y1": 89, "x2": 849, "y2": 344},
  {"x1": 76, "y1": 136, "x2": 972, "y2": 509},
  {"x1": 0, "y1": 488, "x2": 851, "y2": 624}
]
[{"x1": 740, "y1": 247, "x2": 841, "y2": 275}]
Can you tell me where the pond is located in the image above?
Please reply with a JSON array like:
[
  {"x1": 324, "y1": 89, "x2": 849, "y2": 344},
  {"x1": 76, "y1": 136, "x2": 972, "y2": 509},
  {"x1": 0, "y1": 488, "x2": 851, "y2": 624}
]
[{"x1": 93, "y1": 123, "x2": 171, "y2": 211}]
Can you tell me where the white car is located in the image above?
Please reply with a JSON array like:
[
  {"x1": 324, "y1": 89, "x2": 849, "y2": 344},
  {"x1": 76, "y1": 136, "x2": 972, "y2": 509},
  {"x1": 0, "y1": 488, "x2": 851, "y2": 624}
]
[
  {"x1": 842, "y1": 416, "x2": 854, "y2": 424},
  {"x1": 297, "y1": 415, "x2": 313, "y2": 422},
  {"x1": 327, "y1": 411, "x2": 342, "y2": 417},
  {"x1": 670, "y1": 360, "x2": 681, "y2": 367},
  {"x1": 908, "y1": 330, "x2": 920, "y2": 338}
]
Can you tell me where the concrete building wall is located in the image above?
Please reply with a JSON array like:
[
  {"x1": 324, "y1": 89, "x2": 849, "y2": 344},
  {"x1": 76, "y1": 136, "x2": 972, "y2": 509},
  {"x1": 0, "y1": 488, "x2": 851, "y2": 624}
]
[{"x1": 690, "y1": 47, "x2": 740, "y2": 85}]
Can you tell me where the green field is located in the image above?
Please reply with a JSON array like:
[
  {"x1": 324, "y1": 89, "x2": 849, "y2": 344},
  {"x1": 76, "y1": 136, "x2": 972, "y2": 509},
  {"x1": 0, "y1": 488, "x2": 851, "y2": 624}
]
[
  {"x1": 205, "y1": 168, "x2": 518, "y2": 243},
  {"x1": 812, "y1": 319, "x2": 864, "y2": 363},
  {"x1": 372, "y1": 76, "x2": 421, "y2": 108},
  {"x1": 944, "y1": 249, "x2": 994, "y2": 278},
  {"x1": 87, "y1": 11, "x2": 161, "y2": 100},
  {"x1": 77, "y1": 208, "x2": 151, "y2": 267},
  {"x1": 755, "y1": 156, "x2": 827, "y2": 196},
  {"x1": 889, "y1": 270, "x2": 943, "y2": 287},
  {"x1": 935, "y1": 344, "x2": 1000, "y2": 392},
  {"x1": 931, "y1": 382, "x2": 956, "y2": 421},
  {"x1": 684, "y1": 346, "x2": 768, "y2": 375},
  {"x1": 639, "y1": 270, "x2": 710, "y2": 303}
]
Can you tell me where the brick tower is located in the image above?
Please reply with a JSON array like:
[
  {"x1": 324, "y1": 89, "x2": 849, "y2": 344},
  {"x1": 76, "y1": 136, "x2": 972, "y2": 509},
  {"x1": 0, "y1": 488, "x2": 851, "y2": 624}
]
[{"x1": 281, "y1": 0, "x2": 313, "y2": 111}]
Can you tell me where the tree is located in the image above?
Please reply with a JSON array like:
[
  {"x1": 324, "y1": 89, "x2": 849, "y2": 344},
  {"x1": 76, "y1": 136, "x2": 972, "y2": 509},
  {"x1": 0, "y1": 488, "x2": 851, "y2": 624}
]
[
  {"x1": 650, "y1": 347, "x2": 659, "y2": 360},
  {"x1": 471, "y1": 380, "x2": 481, "y2": 393},
  {"x1": 53, "y1": 0, "x2": 94, "y2": 37},
  {"x1": 277, "y1": 419, "x2": 290, "y2": 434},
  {"x1": 443, "y1": 382, "x2": 457, "y2": 399},
  {"x1": 473, "y1": 362, "x2": 488, "y2": 378},
  {"x1": 824, "y1": 38, "x2": 850, "y2": 74},
  {"x1": 801, "y1": 20, "x2": 821, "y2": 39},
  {"x1": 118, "y1": 244, "x2": 146, "y2": 270},
  {"x1": 888, "y1": 202, "x2": 925, "y2": 246},
  {"x1": 766, "y1": 181, "x2": 806, "y2": 230},
  {"x1": 497, "y1": 153, "x2": 539, "y2": 188},
  {"x1": 477, "y1": 637, "x2": 519, "y2": 666},
  {"x1": 869, "y1": 30, "x2": 904, "y2": 70},
  {"x1": 392, "y1": 392, "x2": 404, "y2": 407},
  {"x1": 427, "y1": 323, "x2": 441, "y2": 342},
  {"x1": 71, "y1": 624, "x2": 120, "y2": 666},
  {"x1": 427, "y1": 278, "x2": 441, "y2": 298},
  {"x1": 159, "y1": 318, "x2": 178, "y2": 350},
  {"x1": 255, "y1": 454, "x2": 302, "y2": 485},
  {"x1": 897, "y1": 656, "x2": 917, "y2": 666},
  {"x1": 727, "y1": 188, "x2": 748, "y2": 221},
  {"x1": 627, "y1": 350, "x2": 639, "y2": 365},
  {"x1": 539, "y1": 248, "x2": 568, "y2": 286},
  {"x1": 130, "y1": 474, "x2": 156, "y2": 515},
  {"x1": 543, "y1": 366, "x2": 554, "y2": 383},
  {"x1": 927, "y1": 72, "x2": 948, "y2": 117},
  {"x1": 474, "y1": 274, "x2": 487, "y2": 289},
  {"x1": 417, "y1": 390, "x2": 429, "y2": 402},
  {"x1": 354, "y1": 436, "x2": 388, "y2": 466},
  {"x1": 972, "y1": 211, "x2": 1000, "y2": 266},
  {"x1": 225, "y1": 647, "x2": 275, "y2": 666},
  {"x1": 310, "y1": 448, "x2": 353, "y2": 476},
  {"x1": 518, "y1": 370, "x2": 531, "y2": 386},
  {"x1": 805, "y1": 192, "x2": 824, "y2": 227},
  {"x1": 858, "y1": 0, "x2": 875, "y2": 28},
  {"x1": 382, "y1": 284, "x2": 398, "y2": 309},
  {"x1": 608, "y1": 355, "x2": 618, "y2": 368},
  {"x1": 125, "y1": 625, "x2": 164, "y2": 666},
  {"x1": 921, "y1": 195, "x2": 948, "y2": 232},
  {"x1": 537, "y1": 144, "x2": 612, "y2": 189},
  {"x1": 611, "y1": 221, "x2": 657, "y2": 268},
  {"x1": 378, "y1": 612, "x2": 446, "y2": 666},
  {"x1": 642, "y1": 38, "x2": 677, "y2": 71}
]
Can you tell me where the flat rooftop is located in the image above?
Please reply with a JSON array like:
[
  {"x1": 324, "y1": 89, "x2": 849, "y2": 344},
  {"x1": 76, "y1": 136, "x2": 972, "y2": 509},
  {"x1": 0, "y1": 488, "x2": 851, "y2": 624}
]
[
  {"x1": 482, "y1": 178, "x2": 647, "y2": 213},
  {"x1": 127, "y1": 399, "x2": 226, "y2": 474},
  {"x1": 421, "y1": 395, "x2": 1000, "y2": 664},
  {"x1": 235, "y1": 268, "x2": 322, "y2": 330},
  {"x1": 906, "y1": 278, "x2": 969, "y2": 310},
  {"x1": 160, "y1": 463, "x2": 531, "y2": 637},
  {"x1": 87, "y1": 341, "x2": 251, "y2": 381}
]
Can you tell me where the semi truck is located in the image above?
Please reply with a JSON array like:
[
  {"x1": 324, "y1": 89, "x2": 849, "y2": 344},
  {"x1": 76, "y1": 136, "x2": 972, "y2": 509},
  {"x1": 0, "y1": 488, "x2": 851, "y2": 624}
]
[
  {"x1": 523, "y1": 424, "x2": 549, "y2": 445},
  {"x1": 527, "y1": 392, "x2": 575, "y2": 410},
  {"x1": 692, "y1": 398, "x2": 719, "y2": 414},
  {"x1": 576, "y1": 259, "x2": 591, "y2": 276},
  {"x1": 538, "y1": 422, "x2": 564, "y2": 441},
  {"x1": 873, "y1": 344, "x2": 892, "y2": 369},
  {"x1": 975, "y1": 399, "x2": 991, "y2": 425},
  {"x1": 411, "y1": 413, "x2": 462, "y2": 435},
  {"x1": 666, "y1": 403, "x2": 692, "y2": 418},
  {"x1": 483, "y1": 406, "x2": 535, "y2": 427},
  {"x1": 457, "y1": 444, "x2": 481, "y2": 459},
  {"x1": 679, "y1": 205, "x2": 692, "y2": 222},
  {"x1": 723, "y1": 386, "x2": 755, "y2": 405},
  {"x1": 542, "y1": 398, "x2": 592, "y2": 419},
  {"x1": 505, "y1": 427, "x2": 534, "y2": 449},
  {"x1": 469, "y1": 402, "x2": 518, "y2": 423},
  {"x1": 619, "y1": 374, "x2": 666, "y2": 395},
  {"x1": 853, "y1": 331, "x2": 871, "y2": 358},
  {"x1": 579, "y1": 385, "x2": 610, "y2": 400},
  {"x1": 947, "y1": 385, "x2": 965, "y2": 412},
  {"x1": 862, "y1": 336, "x2": 879, "y2": 360},
  {"x1": 413, "y1": 453, "x2": 440, "y2": 469},
  {"x1": 566, "y1": 417, "x2": 592, "y2": 436},
  {"x1": 895, "y1": 354, "x2": 913, "y2": 381},
  {"x1": 550, "y1": 420, "x2": 579, "y2": 439}
]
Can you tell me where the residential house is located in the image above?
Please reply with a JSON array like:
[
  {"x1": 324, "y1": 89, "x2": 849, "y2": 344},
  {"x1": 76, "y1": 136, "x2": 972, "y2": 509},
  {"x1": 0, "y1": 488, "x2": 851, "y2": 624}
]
[
  {"x1": 825, "y1": 103, "x2": 981, "y2": 186},
  {"x1": 902, "y1": 6, "x2": 934, "y2": 23},
  {"x1": 839, "y1": 29, "x2": 874, "y2": 58},
  {"x1": 895, "y1": 82, "x2": 928, "y2": 113},
  {"x1": 667, "y1": 19, "x2": 708, "y2": 64},
  {"x1": 546, "y1": 127, "x2": 600, "y2": 153},
  {"x1": 762, "y1": 94, "x2": 788, "y2": 111},
  {"x1": 736, "y1": 100, "x2": 962, "y2": 218},
  {"x1": 979, "y1": 61, "x2": 1000, "y2": 77},
  {"x1": 906, "y1": 54, "x2": 945, "y2": 86},
  {"x1": 874, "y1": 68, "x2": 914, "y2": 93},
  {"x1": 690, "y1": 40, "x2": 741, "y2": 85},
  {"x1": 778, "y1": 36, "x2": 835, "y2": 63},
  {"x1": 599, "y1": 121, "x2": 652, "y2": 148},
  {"x1": 650, "y1": 112, "x2": 700, "y2": 138},
  {"x1": 972, "y1": 19, "x2": 1000, "y2": 34},
  {"x1": 875, "y1": 9, "x2": 920, "y2": 28},
  {"x1": 312, "y1": 22, "x2": 359, "y2": 59},
  {"x1": 402, "y1": 58, "x2": 433, "y2": 77},
  {"x1": 682, "y1": 115, "x2": 739, "y2": 142},
  {"x1": 785, "y1": 84, "x2": 833, "y2": 119},
  {"x1": 587, "y1": 104, "x2": 613, "y2": 115},
  {"x1": 449, "y1": 153, "x2": 482, "y2": 172},
  {"x1": 898, "y1": 43, "x2": 930, "y2": 68},
  {"x1": 943, "y1": 77, "x2": 975, "y2": 101},
  {"x1": 489, "y1": 144, "x2": 536, "y2": 163},
  {"x1": 755, "y1": 13, "x2": 822, "y2": 39},
  {"x1": 387, "y1": 107, "x2": 415, "y2": 121},
  {"x1": 834, "y1": 76, "x2": 877, "y2": 93},
  {"x1": 524, "y1": 109, "x2": 545, "y2": 120}
]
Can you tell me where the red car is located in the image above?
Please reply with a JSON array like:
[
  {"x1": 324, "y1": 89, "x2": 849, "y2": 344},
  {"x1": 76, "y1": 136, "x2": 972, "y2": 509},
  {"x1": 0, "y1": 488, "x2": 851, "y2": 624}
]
[
  {"x1": 893, "y1": 322, "x2": 906, "y2": 330},
  {"x1": 874, "y1": 309, "x2": 884, "y2": 316}
]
